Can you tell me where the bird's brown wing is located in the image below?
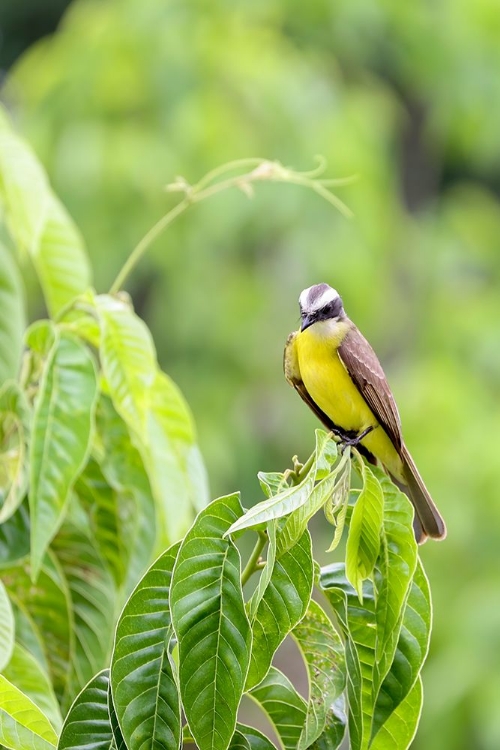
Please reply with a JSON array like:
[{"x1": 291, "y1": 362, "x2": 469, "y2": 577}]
[{"x1": 338, "y1": 324, "x2": 403, "y2": 450}]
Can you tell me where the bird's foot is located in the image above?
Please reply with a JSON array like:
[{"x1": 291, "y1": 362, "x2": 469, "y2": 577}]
[{"x1": 340, "y1": 425, "x2": 375, "y2": 453}]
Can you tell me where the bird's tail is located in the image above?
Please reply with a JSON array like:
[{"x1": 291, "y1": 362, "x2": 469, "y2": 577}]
[{"x1": 392, "y1": 444, "x2": 446, "y2": 544}]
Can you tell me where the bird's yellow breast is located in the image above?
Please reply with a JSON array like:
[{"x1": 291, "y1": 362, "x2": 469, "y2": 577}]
[{"x1": 295, "y1": 320, "x2": 402, "y2": 477}]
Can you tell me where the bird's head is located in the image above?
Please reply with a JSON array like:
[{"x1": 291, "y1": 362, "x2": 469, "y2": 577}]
[{"x1": 298, "y1": 283, "x2": 345, "y2": 332}]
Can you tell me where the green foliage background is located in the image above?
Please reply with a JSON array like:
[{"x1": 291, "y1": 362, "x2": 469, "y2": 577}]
[{"x1": 2, "y1": 0, "x2": 500, "y2": 747}]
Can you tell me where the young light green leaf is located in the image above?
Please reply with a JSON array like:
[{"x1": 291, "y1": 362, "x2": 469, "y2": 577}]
[
  {"x1": 57, "y1": 669, "x2": 112, "y2": 750},
  {"x1": 291, "y1": 600, "x2": 346, "y2": 750},
  {"x1": 0, "y1": 114, "x2": 91, "y2": 316},
  {"x1": 0, "y1": 111, "x2": 49, "y2": 256},
  {"x1": 171, "y1": 494, "x2": 251, "y2": 750},
  {"x1": 227, "y1": 430, "x2": 335, "y2": 536},
  {"x1": 0, "y1": 674, "x2": 57, "y2": 750},
  {"x1": 0, "y1": 381, "x2": 31, "y2": 523},
  {"x1": 277, "y1": 452, "x2": 349, "y2": 557},
  {"x1": 0, "y1": 580, "x2": 14, "y2": 671},
  {"x1": 345, "y1": 457, "x2": 383, "y2": 600},
  {"x1": 3, "y1": 643, "x2": 62, "y2": 734},
  {"x1": 248, "y1": 667, "x2": 307, "y2": 750},
  {"x1": 372, "y1": 470, "x2": 418, "y2": 693},
  {"x1": 0, "y1": 242, "x2": 25, "y2": 385},
  {"x1": 111, "y1": 542, "x2": 181, "y2": 750},
  {"x1": 371, "y1": 560, "x2": 431, "y2": 740},
  {"x1": 246, "y1": 529, "x2": 314, "y2": 690},
  {"x1": 29, "y1": 333, "x2": 98, "y2": 578},
  {"x1": 257, "y1": 471, "x2": 288, "y2": 498},
  {"x1": 52, "y1": 524, "x2": 116, "y2": 701},
  {"x1": 370, "y1": 677, "x2": 423, "y2": 750},
  {"x1": 32, "y1": 195, "x2": 91, "y2": 317},
  {"x1": 248, "y1": 520, "x2": 277, "y2": 619}
]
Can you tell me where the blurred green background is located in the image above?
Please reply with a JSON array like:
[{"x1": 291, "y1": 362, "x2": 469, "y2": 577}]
[{"x1": 2, "y1": 0, "x2": 500, "y2": 747}]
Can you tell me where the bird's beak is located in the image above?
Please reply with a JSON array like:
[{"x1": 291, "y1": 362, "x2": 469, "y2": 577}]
[{"x1": 300, "y1": 314, "x2": 316, "y2": 332}]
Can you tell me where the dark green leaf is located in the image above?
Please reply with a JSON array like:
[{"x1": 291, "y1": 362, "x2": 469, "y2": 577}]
[
  {"x1": 111, "y1": 542, "x2": 181, "y2": 750},
  {"x1": 2, "y1": 555, "x2": 72, "y2": 703},
  {"x1": 249, "y1": 667, "x2": 306, "y2": 750},
  {"x1": 52, "y1": 524, "x2": 116, "y2": 702},
  {"x1": 95, "y1": 396, "x2": 156, "y2": 594},
  {"x1": 29, "y1": 333, "x2": 98, "y2": 578},
  {"x1": 57, "y1": 669, "x2": 112, "y2": 750},
  {"x1": 0, "y1": 500, "x2": 30, "y2": 566},
  {"x1": 171, "y1": 494, "x2": 251, "y2": 750}
]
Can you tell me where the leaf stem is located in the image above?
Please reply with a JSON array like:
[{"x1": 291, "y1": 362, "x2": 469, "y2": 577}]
[
  {"x1": 241, "y1": 530, "x2": 267, "y2": 586},
  {"x1": 109, "y1": 158, "x2": 353, "y2": 293}
]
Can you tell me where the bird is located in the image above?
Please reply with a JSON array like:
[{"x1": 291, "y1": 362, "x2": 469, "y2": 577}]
[{"x1": 283, "y1": 282, "x2": 446, "y2": 543}]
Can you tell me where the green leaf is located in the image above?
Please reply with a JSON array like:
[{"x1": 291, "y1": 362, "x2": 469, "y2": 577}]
[
  {"x1": 257, "y1": 472, "x2": 288, "y2": 498},
  {"x1": 52, "y1": 524, "x2": 116, "y2": 700},
  {"x1": 309, "y1": 697, "x2": 347, "y2": 750},
  {"x1": 0, "y1": 115, "x2": 91, "y2": 316},
  {"x1": 345, "y1": 457, "x2": 383, "y2": 600},
  {"x1": 57, "y1": 669, "x2": 113, "y2": 750},
  {"x1": 2, "y1": 643, "x2": 62, "y2": 734},
  {"x1": 248, "y1": 667, "x2": 306, "y2": 750},
  {"x1": 95, "y1": 396, "x2": 156, "y2": 593},
  {"x1": 228, "y1": 729, "x2": 251, "y2": 750},
  {"x1": 171, "y1": 494, "x2": 251, "y2": 750},
  {"x1": 0, "y1": 674, "x2": 57, "y2": 750},
  {"x1": 96, "y1": 294, "x2": 206, "y2": 544},
  {"x1": 320, "y1": 564, "x2": 375, "y2": 750},
  {"x1": 248, "y1": 520, "x2": 277, "y2": 620},
  {"x1": 0, "y1": 381, "x2": 31, "y2": 523},
  {"x1": 29, "y1": 332, "x2": 98, "y2": 578},
  {"x1": 2, "y1": 555, "x2": 72, "y2": 703},
  {"x1": 0, "y1": 500, "x2": 30, "y2": 566},
  {"x1": 291, "y1": 600, "x2": 346, "y2": 750},
  {"x1": 75, "y1": 459, "x2": 128, "y2": 587},
  {"x1": 235, "y1": 724, "x2": 277, "y2": 750},
  {"x1": 0, "y1": 580, "x2": 14, "y2": 671},
  {"x1": 9, "y1": 599, "x2": 49, "y2": 677},
  {"x1": 111, "y1": 542, "x2": 181, "y2": 750},
  {"x1": 246, "y1": 529, "x2": 314, "y2": 690},
  {"x1": 372, "y1": 471, "x2": 418, "y2": 694},
  {"x1": 371, "y1": 560, "x2": 431, "y2": 740},
  {"x1": 370, "y1": 677, "x2": 423, "y2": 750},
  {"x1": 227, "y1": 431, "x2": 336, "y2": 535},
  {"x1": 277, "y1": 451, "x2": 349, "y2": 557},
  {"x1": 0, "y1": 242, "x2": 25, "y2": 385}
]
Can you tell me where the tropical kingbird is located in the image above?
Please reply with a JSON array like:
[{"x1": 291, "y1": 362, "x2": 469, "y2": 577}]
[{"x1": 284, "y1": 283, "x2": 446, "y2": 542}]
